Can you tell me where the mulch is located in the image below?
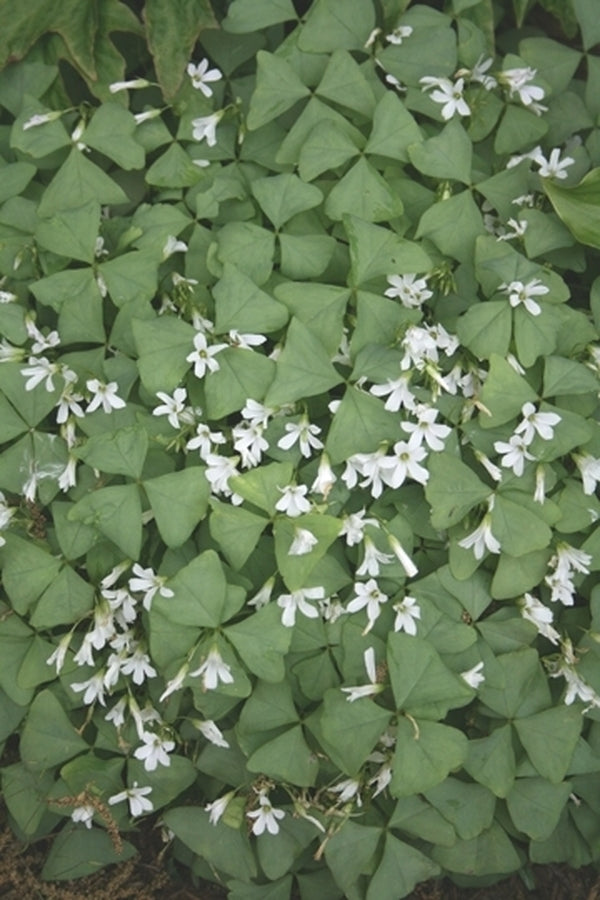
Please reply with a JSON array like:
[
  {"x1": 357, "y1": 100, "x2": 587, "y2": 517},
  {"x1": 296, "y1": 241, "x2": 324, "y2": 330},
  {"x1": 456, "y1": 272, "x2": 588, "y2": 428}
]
[{"x1": 1, "y1": 800, "x2": 599, "y2": 900}]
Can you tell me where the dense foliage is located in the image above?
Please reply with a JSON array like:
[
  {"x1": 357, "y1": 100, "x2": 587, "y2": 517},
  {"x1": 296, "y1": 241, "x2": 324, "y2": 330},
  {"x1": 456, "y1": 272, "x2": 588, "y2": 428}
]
[{"x1": 1, "y1": 1, "x2": 600, "y2": 897}]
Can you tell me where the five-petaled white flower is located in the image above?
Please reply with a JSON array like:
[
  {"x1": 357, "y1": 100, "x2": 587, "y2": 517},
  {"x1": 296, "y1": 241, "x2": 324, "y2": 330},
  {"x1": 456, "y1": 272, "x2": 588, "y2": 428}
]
[
  {"x1": 86, "y1": 379, "x2": 126, "y2": 413},
  {"x1": 21, "y1": 357, "x2": 60, "y2": 392},
  {"x1": 515, "y1": 402, "x2": 561, "y2": 444},
  {"x1": 134, "y1": 731, "x2": 175, "y2": 771},
  {"x1": 186, "y1": 332, "x2": 228, "y2": 378},
  {"x1": 534, "y1": 148, "x2": 575, "y2": 180},
  {"x1": 573, "y1": 453, "x2": 600, "y2": 496},
  {"x1": 129, "y1": 564, "x2": 174, "y2": 611},
  {"x1": 420, "y1": 76, "x2": 470, "y2": 120},
  {"x1": 347, "y1": 579, "x2": 389, "y2": 634},
  {"x1": 277, "y1": 417, "x2": 323, "y2": 458},
  {"x1": 152, "y1": 388, "x2": 188, "y2": 428},
  {"x1": 187, "y1": 59, "x2": 222, "y2": 97},
  {"x1": 385, "y1": 273, "x2": 432, "y2": 308},
  {"x1": 370, "y1": 374, "x2": 416, "y2": 412},
  {"x1": 247, "y1": 791, "x2": 285, "y2": 836},
  {"x1": 401, "y1": 404, "x2": 450, "y2": 451},
  {"x1": 190, "y1": 647, "x2": 234, "y2": 691},
  {"x1": 383, "y1": 437, "x2": 429, "y2": 488},
  {"x1": 499, "y1": 278, "x2": 548, "y2": 316},
  {"x1": 275, "y1": 484, "x2": 311, "y2": 517},
  {"x1": 392, "y1": 595, "x2": 421, "y2": 634},
  {"x1": 519, "y1": 593, "x2": 560, "y2": 644},
  {"x1": 277, "y1": 586, "x2": 325, "y2": 627},
  {"x1": 108, "y1": 782, "x2": 153, "y2": 817},
  {"x1": 500, "y1": 67, "x2": 546, "y2": 112},
  {"x1": 493, "y1": 434, "x2": 535, "y2": 477}
]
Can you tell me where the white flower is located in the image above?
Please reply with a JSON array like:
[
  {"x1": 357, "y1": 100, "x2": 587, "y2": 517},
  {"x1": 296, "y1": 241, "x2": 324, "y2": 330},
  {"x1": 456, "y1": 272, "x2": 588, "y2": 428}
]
[
  {"x1": 187, "y1": 59, "x2": 222, "y2": 97},
  {"x1": 105, "y1": 697, "x2": 127, "y2": 728},
  {"x1": 370, "y1": 374, "x2": 416, "y2": 412},
  {"x1": 25, "y1": 317, "x2": 60, "y2": 353},
  {"x1": 46, "y1": 633, "x2": 72, "y2": 675},
  {"x1": 551, "y1": 542, "x2": 592, "y2": 578},
  {"x1": 469, "y1": 55, "x2": 497, "y2": 90},
  {"x1": 275, "y1": 484, "x2": 311, "y2": 517},
  {"x1": 347, "y1": 579, "x2": 389, "y2": 634},
  {"x1": 120, "y1": 646, "x2": 157, "y2": 685},
  {"x1": 159, "y1": 663, "x2": 189, "y2": 702},
  {"x1": 228, "y1": 329, "x2": 266, "y2": 349},
  {"x1": 162, "y1": 235, "x2": 188, "y2": 259},
  {"x1": 152, "y1": 388, "x2": 188, "y2": 428},
  {"x1": 0, "y1": 290, "x2": 17, "y2": 303},
  {"x1": 341, "y1": 647, "x2": 384, "y2": 702},
  {"x1": 241, "y1": 398, "x2": 275, "y2": 428},
  {"x1": 23, "y1": 110, "x2": 64, "y2": 130},
  {"x1": 71, "y1": 805, "x2": 95, "y2": 828},
  {"x1": 493, "y1": 434, "x2": 535, "y2": 476},
  {"x1": 192, "y1": 112, "x2": 223, "y2": 146},
  {"x1": 519, "y1": 593, "x2": 560, "y2": 644},
  {"x1": 289, "y1": 527, "x2": 318, "y2": 556},
  {"x1": 134, "y1": 731, "x2": 175, "y2": 771},
  {"x1": 515, "y1": 402, "x2": 561, "y2": 444},
  {"x1": 86, "y1": 379, "x2": 126, "y2": 413},
  {"x1": 401, "y1": 404, "x2": 450, "y2": 451},
  {"x1": 385, "y1": 273, "x2": 432, "y2": 307},
  {"x1": 458, "y1": 502, "x2": 501, "y2": 559},
  {"x1": 392, "y1": 595, "x2": 421, "y2": 635},
  {"x1": 387, "y1": 534, "x2": 418, "y2": 578},
  {"x1": 195, "y1": 719, "x2": 230, "y2": 748},
  {"x1": 500, "y1": 67, "x2": 545, "y2": 110},
  {"x1": 460, "y1": 661, "x2": 485, "y2": 689},
  {"x1": 71, "y1": 672, "x2": 106, "y2": 706},
  {"x1": 134, "y1": 108, "x2": 162, "y2": 125},
  {"x1": 21, "y1": 357, "x2": 60, "y2": 392},
  {"x1": 248, "y1": 577, "x2": 275, "y2": 609},
  {"x1": 186, "y1": 423, "x2": 226, "y2": 460},
  {"x1": 356, "y1": 536, "x2": 393, "y2": 577},
  {"x1": 573, "y1": 453, "x2": 600, "y2": 495},
  {"x1": 310, "y1": 453, "x2": 336, "y2": 498},
  {"x1": 108, "y1": 782, "x2": 153, "y2": 817},
  {"x1": 190, "y1": 647, "x2": 234, "y2": 691},
  {"x1": 129, "y1": 564, "x2": 174, "y2": 611},
  {"x1": 385, "y1": 24, "x2": 413, "y2": 44},
  {"x1": 204, "y1": 453, "x2": 241, "y2": 501},
  {"x1": 383, "y1": 437, "x2": 429, "y2": 489},
  {"x1": 206, "y1": 791, "x2": 234, "y2": 826},
  {"x1": 349, "y1": 449, "x2": 395, "y2": 499},
  {"x1": 109, "y1": 77, "x2": 150, "y2": 93},
  {"x1": 277, "y1": 418, "x2": 323, "y2": 458},
  {"x1": 400, "y1": 325, "x2": 439, "y2": 370},
  {"x1": 535, "y1": 148, "x2": 575, "y2": 180},
  {"x1": 232, "y1": 421, "x2": 268, "y2": 468},
  {"x1": 277, "y1": 586, "x2": 325, "y2": 627},
  {"x1": 186, "y1": 332, "x2": 228, "y2": 378},
  {"x1": 247, "y1": 792, "x2": 285, "y2": 836},
  {"x1": 329, "y1": 778, "x2": 362, "y2": 806},
  {"x1": 474, "y1": 449, "x2": 502, "y2": 482},
  {"x1": 420, "y1": 76, "x2": 470, "y2": 120},
  {"x1": 340, "y1": 509, "x2": 379, "y2": 547},
  {"x1": 499, "y1": 278, "x2": 548, "y2": 316},
  {"x1": 496, "y1": 217, "x2": 527, "y2": 242}
]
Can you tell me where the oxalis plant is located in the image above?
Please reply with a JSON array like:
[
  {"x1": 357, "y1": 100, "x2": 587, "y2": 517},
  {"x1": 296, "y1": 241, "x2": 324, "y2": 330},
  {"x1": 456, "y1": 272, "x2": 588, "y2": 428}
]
[{"x1": 0, "y1": 0, "x2": 600, "y2": 897}]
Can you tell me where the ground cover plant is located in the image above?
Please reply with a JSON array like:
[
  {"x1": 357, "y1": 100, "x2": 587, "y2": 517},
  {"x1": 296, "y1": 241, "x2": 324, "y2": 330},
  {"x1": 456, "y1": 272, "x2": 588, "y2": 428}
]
[{"x1": 0, "y1": 0, "x2": 600, "y2": 897}]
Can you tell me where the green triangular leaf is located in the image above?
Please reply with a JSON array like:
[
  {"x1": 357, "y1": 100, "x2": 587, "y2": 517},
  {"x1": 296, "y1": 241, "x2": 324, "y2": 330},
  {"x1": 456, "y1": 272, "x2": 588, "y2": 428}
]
[
  {"x1": 408, "y1": 119, "x2": 472, "y2": 185},
  {"x1": 345, "y1": 214, "x2": 432, "y2": 287},
  {"x1": 326, "y1": 157, "x2": 404, "y2": 223},
  {"x1": 247, "y1": 50, "x2": 310, "y2": 130},
  {"x1": 316, "y1": 49, "x2": 376, "y2": 116},
  {"x1": 83, "y1": 102, "x2": 144, "y2": 169},
  {"x1": 514, "y1": 706, "x2": 582, "y2": 783},
  {"x1": 37, "y1": 149, "x2": 127, "y2": 215},
  {"x1": 364, "y1": 91, "x2": 422, "y2": 163},
  {"x1": 68, "y1": 484, "x2": 142, "y2": 559},
  {"x1": 264, "y1": 317, "x2": 343, "y2": 406},
  {"x1": 391, "y1": 718, "x2": 468, "y2": 796},
  {"x1": 214, "y1": 264, "x2": 289, "y2": 334},
  {"x1": 251, "y1": 173, "x2": 323, "y2": 229},
  {"x1": 20, "y1": 690, "x2": 88, "y2": 771},
  {"x1": 144, "y1": 468, "x2": 210, "y2": 547},
  {"x1": 478, "y1": 354, "x2": 538, "y2": 428}
]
